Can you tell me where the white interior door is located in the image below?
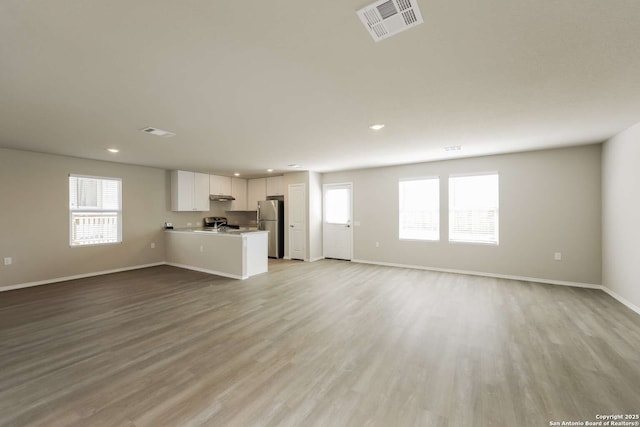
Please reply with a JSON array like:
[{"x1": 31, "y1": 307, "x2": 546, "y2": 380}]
[
  {"x1": 288, "y1": 183, "x2": 306, "y2": 260},
  {"x1": 323, "y1": 183, "x2": 352, "y2": 260}
]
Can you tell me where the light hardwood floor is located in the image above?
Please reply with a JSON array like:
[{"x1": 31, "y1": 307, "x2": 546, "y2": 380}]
[{"x1": 0, "y1": 260, "x2": 639, "y2": 427}]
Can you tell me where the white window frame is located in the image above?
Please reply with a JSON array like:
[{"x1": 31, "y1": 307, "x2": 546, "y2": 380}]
[
  {"x1": 69, "y1": 174, "x2": 122, "y2": 247},
  {"x1": 448, "y1": 172, "x2": 499, "y2": 245},
  {"x1": 399, "y1": 176, "x2": 440, "y2": 241}
]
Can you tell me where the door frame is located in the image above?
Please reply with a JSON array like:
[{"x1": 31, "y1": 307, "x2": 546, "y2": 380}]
[{"x1": 322, "y1": 182, "x2": 353, "y2": 261}]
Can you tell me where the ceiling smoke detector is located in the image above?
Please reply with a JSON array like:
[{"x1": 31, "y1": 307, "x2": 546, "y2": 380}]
[
  {"x1": 141, "y1": 127, "x2": 176, "y2": 138},
  {"x1": 356, "y1": 0, "x2": 424, "y2": 42}
]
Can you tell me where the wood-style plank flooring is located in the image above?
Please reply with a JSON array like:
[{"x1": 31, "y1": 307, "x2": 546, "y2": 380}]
[{"x1": 0, "y1": 260, "x2": 639, "y2": 426}]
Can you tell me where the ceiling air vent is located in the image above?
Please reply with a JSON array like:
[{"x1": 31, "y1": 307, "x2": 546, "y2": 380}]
[
  {"x1": 141, "y1": 127, "x2": 176, "y2": 138},
  {"x1": 356, "y1": 0, "x2": 424, "y2": 42}
]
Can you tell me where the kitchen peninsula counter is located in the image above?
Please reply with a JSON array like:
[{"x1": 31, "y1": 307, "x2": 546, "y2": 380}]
[{"x1": 165, "y1": 229, "x2": 268, "y2": 279}]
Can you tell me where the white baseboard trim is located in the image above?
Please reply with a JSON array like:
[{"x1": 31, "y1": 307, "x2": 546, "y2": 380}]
[
  {"x1": 601, "y1": 286, "x2": 640, "y2": 316},
  {"x1": 351, "y1": 259, "x2": 602, "y2": 289},
  {"x1": 351, "y1": 259, "x2": 640, "y2": 316},
  {"x1": 0, "y1": 262, "x2": 166, "y2": 293},
  {"x1": 4, "y1": 257, "x2": 638, "y2": 317},
  {"x1": 165, "y1": 262, "x2": 245, "y2": 280},
  {"x1": 309, "y1": 257, "x2": 325, "y2": 262}
]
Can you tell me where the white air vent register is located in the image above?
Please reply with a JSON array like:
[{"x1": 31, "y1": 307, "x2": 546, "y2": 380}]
[
  {"x1": 141, "y1": 127, "x2": 176, "y2": 138},
  {"x1": 357, "y1": 0, "x2": 424, "y2": 42}
]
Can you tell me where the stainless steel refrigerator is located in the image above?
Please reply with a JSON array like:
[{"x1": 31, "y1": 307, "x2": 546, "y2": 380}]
[{"x1": 258, "y1": 200, "x2": 284, "y2": 258}]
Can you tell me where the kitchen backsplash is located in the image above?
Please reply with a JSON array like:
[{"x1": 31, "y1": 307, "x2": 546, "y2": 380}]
[{"x1": 226, "y1": 211, "x2": 258, "y2": 227}]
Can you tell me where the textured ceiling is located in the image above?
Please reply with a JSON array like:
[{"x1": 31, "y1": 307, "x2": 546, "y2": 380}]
[{"x1": 1, "y1": 0, "x2": 639, "y2": 177}]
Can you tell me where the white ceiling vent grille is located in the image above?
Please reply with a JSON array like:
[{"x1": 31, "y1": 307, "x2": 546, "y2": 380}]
[
  {"x1": 356, "y1": 0, "x2": 424, "y2": 42},
  {"x1": 141, "y1": 127, "x2": 176, "y2": 138}
]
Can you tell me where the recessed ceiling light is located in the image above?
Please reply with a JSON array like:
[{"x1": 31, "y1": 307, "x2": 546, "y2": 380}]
[
  {"x1": 233, "y1": 173, "x2": 240, "y2": 176},
  {"x1": 369, "y1": 124, "x2": 385, "y2": 131},
  {"x1": 106, "y1": 148, "x2": 119, "y2": 153},
  {"x1": 140, "y1": 127, "x2": 176, "y2": 138},
  {"x1": 267, "y1": 169, "x2": 274, "y2": 172},
  {"x1": 288, "y1": 164, "x2": 301, "y2": 168},
  {"x1": 444, "y1": 145, "x2": 462, "y2": 152}
]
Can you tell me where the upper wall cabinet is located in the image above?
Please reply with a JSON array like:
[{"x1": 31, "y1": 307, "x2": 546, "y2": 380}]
[
  {"x1": 247, "y1": 178, "x2": 266, "y2": 210},
  {"x1": 231, "y1": 177, "x2": 247, "y2": 210},
  {"x1": 209, "y1": 175, "x2": 232, "y2": 195},
  {"x1": 266, "y1": 176, "x2": 284, "y2": 196},
  {"x1": 171, "y1": 170, "x2": 210, "y2": 211}
]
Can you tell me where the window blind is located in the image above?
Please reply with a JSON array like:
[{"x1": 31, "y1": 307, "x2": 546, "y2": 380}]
[
  {"x1": 69, "y1": 175, "x2": 122, "y2": 246},
  {"x1": 449, "y1": 173, "x2": 499, "y2": 244},
  {"x1": 399, "y1": 178, "x2": 439, "y2": 241}
]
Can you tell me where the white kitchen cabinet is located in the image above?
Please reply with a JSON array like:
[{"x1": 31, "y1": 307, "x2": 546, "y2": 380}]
[
  {"x1": 209, "y1": 175, "x2": 232, "y2": 195},
  {"x1": 171, "y1": 170, "x2": 210, "y2": 211},
  {"x1": 165, "y1": 229, "x2": 268, "y2": 279},
  {"x1": 247, "y1": 178, "x2": 266, "y2": 210},
  {"x1": 266, "y1": 175, "x2": 284, "y2": 196},
  {"x1": 231, "y1": 177, "x2": 247, "y2": 210},
  {"x1": 194, "y1": 173, "x2": 210, "y2": 211}
]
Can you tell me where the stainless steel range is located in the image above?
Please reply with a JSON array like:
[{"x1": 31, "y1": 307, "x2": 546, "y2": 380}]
[{"x1": 203, "y1": 216, "x2": 227, "y2": 229}]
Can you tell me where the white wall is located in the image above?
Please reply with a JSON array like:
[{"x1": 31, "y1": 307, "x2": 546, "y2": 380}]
[
  {"x1": 602, "y1": 122, "x2": 640, "y2": 310},
  {"x1": 0, "y1": 148, "x2": 222, "y2": 288},
  {"x1": 323, "y1": 145, "x2": 602, "y2": 285}
]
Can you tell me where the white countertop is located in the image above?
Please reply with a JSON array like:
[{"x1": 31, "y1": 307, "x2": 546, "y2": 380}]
[{"x1": 165, "y1": 228, "x2": 268, "y2": 237}]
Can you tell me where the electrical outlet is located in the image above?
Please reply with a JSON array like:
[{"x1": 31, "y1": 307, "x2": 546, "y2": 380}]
[
  {"x1": 375, "y1": 242, "x2": 380, "y2": 247},
  {"x1": 4, "y1": 257, "x2": 12, "y2": 266},
  {"x1": 150, "y1": 242, "x2": 155, "y2": 249},
  {"x1": 554, "y1": 252, "x2": 562, "y2": 261},
  {"x1": 199, "y1": 245, "x2": 204, "y2": 253}
]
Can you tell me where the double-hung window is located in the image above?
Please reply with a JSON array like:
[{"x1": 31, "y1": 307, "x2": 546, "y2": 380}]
[
  {"x1": 399, "y1": 178, "x2": 440, "y2": 241},
  {"x1": 69, "y1": 174, "x2": 122, "y2": 246},
  {"x1": 449, "y1": 173, "x2": 499, "y2": 245}
]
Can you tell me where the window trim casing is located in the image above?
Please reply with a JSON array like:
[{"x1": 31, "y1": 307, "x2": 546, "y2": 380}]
[{"x1": 69, "y1": 174, "x2": 123, "y2": 247}]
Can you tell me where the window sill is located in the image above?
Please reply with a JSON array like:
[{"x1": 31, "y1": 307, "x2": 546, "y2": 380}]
[{"x1": 70, "y1": 241, "x2": 123, "y2": 248}]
